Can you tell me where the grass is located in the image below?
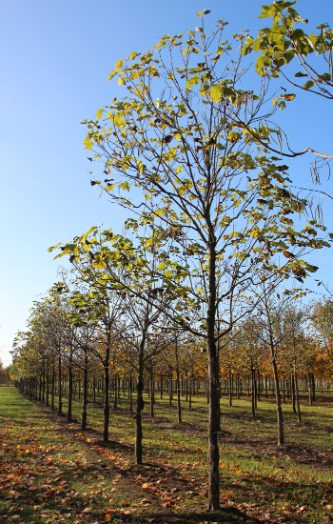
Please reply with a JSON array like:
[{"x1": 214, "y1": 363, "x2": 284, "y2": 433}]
[{"x1": 0, "y1": 385, "x2": 332, "y2": 523}]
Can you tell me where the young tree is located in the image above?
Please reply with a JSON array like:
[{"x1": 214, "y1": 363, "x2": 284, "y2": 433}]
[
  {"x1": 81, "y1": 16, "x2": 330, "y2": 509},
  {"x1": 311, "y1": 300, "x2": 333, "y2": 363}
]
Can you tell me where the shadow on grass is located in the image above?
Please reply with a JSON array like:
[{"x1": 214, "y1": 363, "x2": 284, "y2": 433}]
[{"x1": 112, "y1": 509, "x2": 261, "y2": 523}]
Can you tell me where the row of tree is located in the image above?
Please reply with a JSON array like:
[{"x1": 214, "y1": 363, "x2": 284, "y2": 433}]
[{"x1": 10, "y1": 1, "x2": 333, "y2": 511}]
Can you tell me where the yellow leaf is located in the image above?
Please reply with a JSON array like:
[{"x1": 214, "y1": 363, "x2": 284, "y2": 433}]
[
  {"x1": 113, "y1": 113, "x2": 125, "y2": 127},
  {"x1": 115, "y1": 59, "x2": 123, "y2": 71},
  {"x1": 95, "y1": 109, "x2": 103, "y2": 120},
  {"x1": 210, "y1": 85, "x2": 222, "y2": 103},
  {"x1": 186, "y1": 76, "x2": 199, "y2": 89},
  {"x1": 83, "y1": 135, "x2": 93, "y2": 150}
]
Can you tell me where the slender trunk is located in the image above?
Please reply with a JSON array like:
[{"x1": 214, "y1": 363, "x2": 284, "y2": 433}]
[
  {"x1": 169, "y1": 367, "x2": 173, "y2": 406},
  {"x1": 135, "y1": 341, "x2": 145, "y2": 465},
  {"x1": 291, "y1": 373, "x2": 296, "y2": 414},
  {"x1": 175, "y1": 335, "x2": 182, "y2": 424},
  {"x1": 257, "y1": 370, "x2": 261, "y2": 402},
  {"x1": 103, "y1": 331, "x2": 111, "y2": 444},
  {"x1": 207, "y1": 241, "x2": 220, "y2": 511},
  {"x1": 251, "y1": 365, "x2": 256, "y2": 420},
  {"x1": 93, "y1": 374, "x2": 96, "y2": 404},
  {"x1": 51, "y1": 361, "x2": 55, "y2": 410},
  {"x1": 237, "y1": 374, "x2": 240, "y2": 400},
  {"x1": 113, "y1": 374, "x2": 118, "y2": 410},
  {"x1": 46, "y1": 372, "x2": 49, "y2": 406},
  {"x1": 189, "y1": 374, "x2": 193, "y2": 411},
  {"x1": 271, "y1": 354, "x2": 284, "y2": 446},
  {"x1": 82, "y1": 349, "x2": 89, "y2": 430},
  {"x1": 67, "y1": 346, "x2": 73, "y2": 422},
  {"x1": 129, "y1": 371, "x2": 133, "y2": 414},
  {"x1": 58, "y1": 350, "x2": 63, "y2": 416},
  {"x1": 293, "y1": 368, "x2": 301, "y2": 423},
  {"x1": 150, "y1": 365, "x2": 155, "y2": 418},
  {"x1": 311, "y1": 373, "x2": 316, "y2": 402},
  {"x1": 308, "y1": 372, "x2": 313, "y2": 405},
  {"x1": 217, "y1": 340, "x2": 221, "y2": 431},
  {"x1": 38, "y1": 377, "x2": 42, "y2": 402},
  {"x1": 228, "y1": 368, "x2": 232, "y2": 407}
]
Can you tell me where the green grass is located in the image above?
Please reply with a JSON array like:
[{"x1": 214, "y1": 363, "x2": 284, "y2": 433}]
[{"x1": 0, "y1": 385, "x2": 332, "y2": 523}]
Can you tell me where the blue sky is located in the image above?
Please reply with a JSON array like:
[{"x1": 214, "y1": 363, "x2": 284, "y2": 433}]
[{"x1": 0, "y1": 0, "x2": 332, "y2": 365}]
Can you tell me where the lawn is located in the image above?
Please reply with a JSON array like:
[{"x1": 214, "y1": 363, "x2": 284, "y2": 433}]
[{"x1": 0, "y1": 386, "x2": 332, "y2": 523}]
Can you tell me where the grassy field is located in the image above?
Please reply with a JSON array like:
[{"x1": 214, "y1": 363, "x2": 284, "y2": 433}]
[{"x1": 0, "y1": 386, "x2": 332, "y2": 523}]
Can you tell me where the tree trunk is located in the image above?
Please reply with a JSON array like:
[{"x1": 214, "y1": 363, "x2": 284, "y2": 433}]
[
  {"x1": 150, "y1": 365, "x2": 155, "y2": 418},
  {"x1": 228, "y1": 368, "x2": 232, "y2": 407},
  {"x1": 169, "y1": 367, "x2": 173, "y2": 406},
  {"x1": 82, "y1": 349, "x2": 89, "y2": 430},
  {"x1": 175, "y1": 335, "x2": 182, "y2": 424},
  {"x1": 51, "y1": 361, "x2": 55, "y2": 410},
  {"x1": 251, "y1": 365, "x2": 256, "y2": 420},
  {"x1": 129, "y1": 371, "x2": 133, "y2": 414},
  {"x1": 307, "y1": 372, "x2": 313, "y2": 405},
  {"x1": 46, "y1": 372, "x2": 49, "y2": 406},
  {"x1": 67, "y1": 346, "x2": 73, "y2": 422},
  {"x1": 103, "y1": 331, "x2": 111, "y2": 444},
  {"x1": 291, "y1": 373, "x2": 296, "y2": 414},
  {"x1": 58, "y1": 350, "x2": 63, "y2": 416},
  {"x1": 160, "y1": 375, "x2": 163, "y2": 399},
  {"x1": 135, "y1": 341, "x2": 145, "y2": 465},
  {"x1": 271, "y1": 355, "x2": 284, "y2": 446},
  {"x1": 311, "y1": 373, "x2": 316, "y2": 402},
  {"x1": 207, "y1": 241, "x2": 220, "y2": 511},
  {"x1": 293, "y1": 368, "x2": 301, "y2": 423}
]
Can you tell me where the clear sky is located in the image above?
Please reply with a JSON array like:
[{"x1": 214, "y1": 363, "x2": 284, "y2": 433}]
[{"x1": 1, "y1": 0, "x2": 332, "y2": 366}]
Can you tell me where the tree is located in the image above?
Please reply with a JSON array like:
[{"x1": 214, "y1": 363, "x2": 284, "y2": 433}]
[
  {"x1": 282, "y1": 304, "x2": 307, "y2": 422},
  {"x1": 80, "y1": 14, "x2": 330, "y2": 509},
  {"x1": 53, "y1": 226, "x2": 176, "y2": 463},
  {"x1": 311, "y1": 300, "x2": 333, "y2": 363}
]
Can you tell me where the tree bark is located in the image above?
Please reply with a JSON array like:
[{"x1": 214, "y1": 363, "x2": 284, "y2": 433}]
[
  {"x1": 58, "y1": 349, "x2": 63, "y2": 416},
  {"x1": 175, "y1": 334, "x2": 182, "y2": 424},
  {"x1": 271, "y1": 355, "x2": 284, "y2": 446},
  {"x1": 293, "y1": 368, "x2": 301, "y2": 423},
  {"x1": 135, "y1": 340, "x2": 145, "y2": 465},
  {"x1": 82, "y1": 349, "x2": 89, "y2": 430},
  {"x1": 103, "y1": 329, "x2": 111, "y2": 444},
  {"x1": 150, "y1": 365, "x2": 155, "y2": 418},
  {"x1": 67, "y1": 345, "x2": 73, "y2": 422},
  {"x1": 207, "y1": 241, "x2": 220, "y2": 511}
]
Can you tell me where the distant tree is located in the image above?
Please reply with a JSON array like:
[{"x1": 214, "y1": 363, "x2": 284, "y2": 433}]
[{"x1": 311, "y1": 300, "x2": 333, "y2": 363}]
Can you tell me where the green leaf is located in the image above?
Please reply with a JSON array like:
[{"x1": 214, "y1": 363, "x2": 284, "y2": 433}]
[{"x1": 302, "y1": 80, "x2": 315, "y2": 90}]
